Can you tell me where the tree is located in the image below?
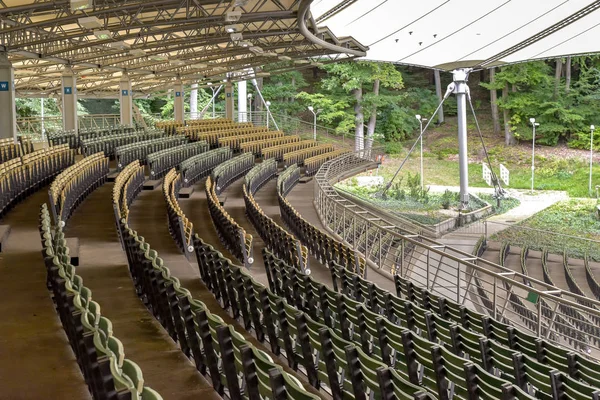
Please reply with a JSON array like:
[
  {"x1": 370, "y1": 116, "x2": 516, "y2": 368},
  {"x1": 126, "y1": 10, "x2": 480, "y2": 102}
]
[
  {"x1": 318, "y1": 61, "x2": 404, "y2": 150},
  {"x1": 489, "y1": 68, "x2": 501, "y2": 135}
]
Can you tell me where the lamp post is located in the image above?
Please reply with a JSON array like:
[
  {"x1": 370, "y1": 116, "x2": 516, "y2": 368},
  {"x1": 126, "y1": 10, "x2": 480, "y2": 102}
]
[
  {"x1": 590, "y1": 124, "x2": 596, "y2": 197},
  {"x1": 308, "y1": 106, "x2": 322, "y2": 141},
  {"x1": 266, "y1": 101, "x2": 271, "y2": 129},
  {"x1": 416, "y1": 114, "x2": 427, "y2": 190},
  {"x1": 530, "y1": 118, "x2": 540, "y2": 193},
  {"x1": 247, "y1": 93, "x2": 253, "y2": 124}
]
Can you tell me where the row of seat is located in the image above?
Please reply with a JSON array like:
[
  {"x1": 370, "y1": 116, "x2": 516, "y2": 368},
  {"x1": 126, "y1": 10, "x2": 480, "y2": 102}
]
[
  {"x1": 115, "y1": 136, "x2": 188, "y2": 171},
  {"x1": 260, "y1": 248, "x2": 539, "y2": 400},
  {"x1": 304, "y1": 149, "x2": 351, "y2": 176},
  {"x1": 218, "y1": 131, "x2": 285, "y2": 152},
  {"x1": 511, "y1": 247, "x2": 592, "y2": 350},
  {"x1": 48, "y1": 152, "x2": 109, "y2": 226},
  {"x1": 39, "y1": 204, "x2": 162, "y2": 400},
  {"x1": 242, "y1": 159, "x2": 310, "y2": 273},
  {"x1": 113, "y1": 161, "x2": 146, "y2": 246},
  {"x1": 277, "y1": 164, "x2": 367, "y2": 277},
  {"x1": 50, "y1": 126, "x2": 138, "y2": 149},
  {"x1": 240, "y1": 135, "x2": 301, "y2": 156},
  {"x1": 283, "y1": 144, "x2": 335, "y2": 167},
  {"x1": 345, "y1": 257, "x2": 600, "y2": 400},
  {"x1": 192, "y1": 126, "x2": 269, "y2": 146},
  {"x1": 156, "y1": 118, "x2": 235, "y2": 135},
  {"x1": 180, "y1": 147, "x2": 232, "y2": 188},
  {"x1": 261, "y1": 139, "x2": 318, "y2": 161},
  {"x1": 147, "y1": 141, "x2": 208, "y2": 179},
  {"x1": 0, "y1": 137, "x2": 23, "y2": 163},
  {"x1": 178, "y1": 122, "x2": 255, "y2": 137},
  {"x1": 1, "y1": 144, "x2": 75, "y2": 218},
  {"x1": 113, "y1": 165, "x2": 317, "y2": 400},
  {"x1": 163, "y1": 169, "x2": 195, "y2": 256},
  {"x1": 206, "y1": 173, "x2": 254, "y2": 267},
  {"x1": 81, "y1": 130, "x2": 164, "y2": 158},
  {"x1": 212, "y1": 153, "x2": 255, "y2": 195},
  {"x1": 191, "y1": 236, "x2": 433, "y2": 400}
]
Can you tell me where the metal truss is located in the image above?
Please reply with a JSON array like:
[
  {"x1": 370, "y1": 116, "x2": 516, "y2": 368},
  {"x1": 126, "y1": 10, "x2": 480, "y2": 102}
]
[{"x1": 1, "y1": 0, "x2": 366, "y2": 95}]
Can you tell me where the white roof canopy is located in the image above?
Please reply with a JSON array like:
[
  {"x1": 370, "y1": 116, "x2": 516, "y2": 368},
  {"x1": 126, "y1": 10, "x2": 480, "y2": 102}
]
[{"x1": 311, "y1": 0, "x2": 600, "y2": 70}]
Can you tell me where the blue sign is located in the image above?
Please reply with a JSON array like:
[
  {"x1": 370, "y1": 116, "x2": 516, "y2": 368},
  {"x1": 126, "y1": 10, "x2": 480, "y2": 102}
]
[
  {"x1": 175, "y1": 91, "x2": 181, "y2": 97},
  {"x1": 122, "y1": 89, "x2": 129, "y2": 96},
  {"x1": 64, "y1": 87, "x2": 72, "y2": 95},
  {"x1": 0, "y1": 81, "x2": 8, "y2": 91}
]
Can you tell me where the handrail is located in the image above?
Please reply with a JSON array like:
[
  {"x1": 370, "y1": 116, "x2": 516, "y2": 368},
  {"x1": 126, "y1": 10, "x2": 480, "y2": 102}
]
[{"x1": 312, "y1": 149, "x2": 600, "y2": 356}]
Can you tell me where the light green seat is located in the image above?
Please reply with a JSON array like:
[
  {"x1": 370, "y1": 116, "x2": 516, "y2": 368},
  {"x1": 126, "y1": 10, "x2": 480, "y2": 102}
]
[
  {"x1": 141, "y1": 387, "x2": 163, "y2": 400},
  {"x1": 122, "y1": 359, "x2": 145, "y2": 395}
]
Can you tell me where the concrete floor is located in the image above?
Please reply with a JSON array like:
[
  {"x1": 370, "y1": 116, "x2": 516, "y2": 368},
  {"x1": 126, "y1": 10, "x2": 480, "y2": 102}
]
[{"x1": 0, "y1": 189, "x2": 91, "y2": 400}]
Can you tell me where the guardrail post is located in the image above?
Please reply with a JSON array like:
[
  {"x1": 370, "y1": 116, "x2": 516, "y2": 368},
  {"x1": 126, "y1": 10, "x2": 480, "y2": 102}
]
[
  {"x1": 400, "y1": 239, "x2": 405, "y2": 277},
  {"x1": 537, "y1": 297, "x2": 542, "y2": 338},
  {"x1": 493, "y1": 276, "x2": 497, "y2": 320},
  {"x1": 426, "y1": 249, "x2": 430, "y2": 291},
  {"x1": 457, "y1": 263, "x2": 461, "y2": 303},
  {"x1": 379, "y1": 230, "x2": 382, "y2": 268}
]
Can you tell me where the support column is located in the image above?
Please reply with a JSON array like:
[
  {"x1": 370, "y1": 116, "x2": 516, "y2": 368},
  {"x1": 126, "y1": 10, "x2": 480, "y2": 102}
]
[
  {"x1": 190, "y1": 83, "x2": 198, "y2": 119},
  {"x1": 0, "y1": 53, "x2": 17, "y2": 140},
  {"x1": 225, "y1": 81, "x2": 234, "y2": 120},
  {"x1": 173, "y1": 81, "x2": 184, "y2": 122},
  {"x1": 119, "y1": 74, "x2": 133, "y2": 126},
  {"x1": 237, "y1": 80, "x2": 247, "y2": 122},
  {"x1": 434, "y1": 70, "x2": 444, "y2": 124},
  {"x1": 61, "y1": 71, "x2": 78, "y2": 133},
  {"x1": 453, "y1": 68, "x2": 471, "y2": 208}
]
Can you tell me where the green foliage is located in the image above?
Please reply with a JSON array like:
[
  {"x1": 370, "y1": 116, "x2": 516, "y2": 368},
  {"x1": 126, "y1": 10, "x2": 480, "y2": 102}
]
[
  {"x1": 16, "y1": 97, "x2": 63, "y2": 118},
  {"x1": 481, "y1": 58, "x2": 600, "y2": 147},
  {"x1": 262, "y1": 70, "x2": 308, "y2": 115},
  {"x1": 295, "y1": 92, "x2": 354, "y2": 134}
]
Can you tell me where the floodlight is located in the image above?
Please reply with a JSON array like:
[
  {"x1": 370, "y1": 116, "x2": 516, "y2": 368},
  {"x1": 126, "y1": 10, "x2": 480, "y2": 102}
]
[
  {"x1": 93, "y1": 30, "x2": 111, "y2": 40},
  {"x1": 308, "y1": 106, "x2": 314, "y2": 112},
  {"x1": 249, "y1": 46, "x2": 263, "y2": 54},
  {"x1": 78, "y1": 17, "x2": 102, "y2": 29},
  {"x1": 592, "y1": 125, "x2": 596, "y2": 131},
  {"x1": 415, "y1": 114, "x2": 421, "y2": 121},
  {"x1": 225, "y1": 25, "x2": 237, "y2": 33},
  {"x1": 109, "y1": 41, "x2": 130, "y2": 49},
  {"x1": 529, "y1": 117, "x2": 535, "y2": 124},
  {"x1": 278, "y1": 55, "x2": 292, "y2": 61},
  {"x1": 230, "y1": 33, "x2": 244, "y2": 42},
  {"x1": 70, "y1": 0, "x2": 92, "y2": 11},
  {"x1": 266, "y1": 101, "x2": 271, "y2": 107}
]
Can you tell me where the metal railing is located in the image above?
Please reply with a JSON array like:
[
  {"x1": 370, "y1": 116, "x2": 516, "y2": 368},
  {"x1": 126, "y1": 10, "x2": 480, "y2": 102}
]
[
  {"x1": 17, "y1": 114, "x2": 122, "y2": 140},
  {"x1": 313, "y1": 150, "x2": 600, "y2": 357}
]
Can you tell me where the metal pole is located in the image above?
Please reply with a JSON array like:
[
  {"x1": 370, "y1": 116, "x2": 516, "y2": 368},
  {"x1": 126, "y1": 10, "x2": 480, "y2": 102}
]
[
  {"x1": 453, "y1": 69, "x2": 471, "y2": 208},
  {"x1": 590, "y1": 125, "x2": 595, "y2": 197},
  {"x1": 314, "y1": 112, "x2": 317, "y2": 141},
  {"x1": 211, "y1": 87, "x2": 216, "y2": 118},
  {"x1": 530, "y1": 118, "x2": 538, "y2": 193}
]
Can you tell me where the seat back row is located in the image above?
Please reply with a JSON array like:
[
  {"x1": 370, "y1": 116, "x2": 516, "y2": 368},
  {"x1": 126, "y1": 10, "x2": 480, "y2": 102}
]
[
  {"x1": 184, "y1": 125, "x2": 264, "y2": 144},
  {"x1": 261, "y1": 139, "x2": 318, "y2": 161},
  {"x1": 0, "y1": 137, "x2": 23, "y2": 163},
  {"x1": 325, "y1": 250, "x2": 600, "y2": 399},
  {"x1": 283, "y1": 144, "x2": 334, "y2": 167},
  {"x1": 0, "y1": 144, "x2": 74, "y2": 218},
  {"x1": 156, "y1": 118, "x2": 236, "y2": 134},
  {"x1": 205, "y1": 174, "x2": 253, "y2": 268},
  {"x1": 277, "y1": 164, "x2": 367, "y2": 277},
  {"x1": 240, "y1": 135, "x2": 301, "y2": 156},
  {"x1": 177, "y1": 121, "x2": 254, "y2": 135},
  {"x1": 48, "y1": 152, "x2": 109, "y2": 226},
  {"x1": 81, "y1": 130, "x2": 164, "y2": 158},
  {"x1": 242, "y1": 160, "x2": 310, "y2": 273},
  {"x1": 191, "y1": 235, "x2": 435, "y2": 400},
  {"x1": 113, "y1": 161, "x2": 146, "y2": 246},
  {"x1": 39, "y1": 204, "x2": 162, "y2": 400},
  {"x1": 179, "y1": 147, "x2": 232, "y2": 188},
  {"x1": 304, "y1": 149, "x2": 351, "y2": 176},
  {"x1": 146, "y1": 141, "x2": 208, "y2": 179},
  {"x1": 50, "y1": 126, "x2": 139, "y2": 150},
  {"x1": 218, "y1": 131, "x2": 285, "y2": 151},
  {"x1": 112, "y1": 168, "x2": 318, "y2": 400},
  {"x1": 162, "y1": 169, "x2": 195, "y2": 258},
  {"x1": 260, "y1": 248, "x2": 540, "y2": 400},
  {"x1": 115, "y1": 136, "x2": 188, "y2": 171}
]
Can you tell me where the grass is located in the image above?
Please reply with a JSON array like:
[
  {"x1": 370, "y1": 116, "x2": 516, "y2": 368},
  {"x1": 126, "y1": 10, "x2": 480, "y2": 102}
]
[
  {"x1": 375, "y1": 152, "x2": 600, "y2": 197},
  {"x1": 491, "y1": 199, "x2": 600, "y2": 259}
]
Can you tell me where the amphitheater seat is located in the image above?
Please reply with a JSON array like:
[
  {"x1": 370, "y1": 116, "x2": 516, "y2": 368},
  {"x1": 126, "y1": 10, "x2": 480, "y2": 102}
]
[
  {"x1": 147, "y1": 141, "x2": 208, "y2": 179},
  {"x1": 115, "y1": 136, "x2": 188, "y2": 171},
  {"x1": 179, "y1": 147, "x2": 232, "y2": 188}
]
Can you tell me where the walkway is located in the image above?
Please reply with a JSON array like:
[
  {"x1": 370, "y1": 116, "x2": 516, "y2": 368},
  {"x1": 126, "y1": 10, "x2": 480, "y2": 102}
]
[
  {"x1": 65, "y1": 184, "x2": 220, "y2": 400},
  {"x1": 0, "y1": 189, "x2": 91, "y2": 400}
]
